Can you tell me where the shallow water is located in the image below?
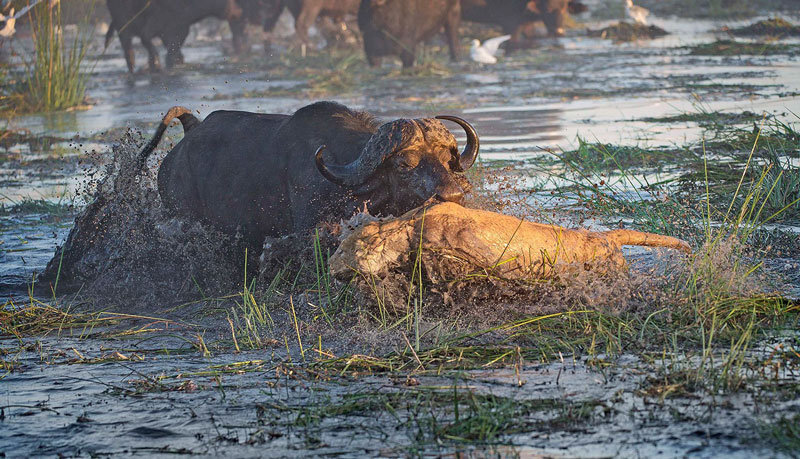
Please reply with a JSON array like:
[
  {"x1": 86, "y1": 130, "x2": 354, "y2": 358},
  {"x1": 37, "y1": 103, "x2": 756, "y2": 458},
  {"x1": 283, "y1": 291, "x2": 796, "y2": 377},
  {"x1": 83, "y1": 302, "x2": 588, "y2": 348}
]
[
  {"x1": 1, "y1": 328, "x2": 796, "y2": 457},
  {"x1": 2, "y1": 4, "x2": 800, "y2": 456}
]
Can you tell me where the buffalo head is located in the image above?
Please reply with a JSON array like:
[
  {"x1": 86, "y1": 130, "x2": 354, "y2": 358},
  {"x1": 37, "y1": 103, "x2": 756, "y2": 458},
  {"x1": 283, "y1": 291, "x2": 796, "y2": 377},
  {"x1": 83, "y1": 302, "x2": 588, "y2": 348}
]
[{"x1": 315, "y1": 115, "x2": 479, "y2": 215}]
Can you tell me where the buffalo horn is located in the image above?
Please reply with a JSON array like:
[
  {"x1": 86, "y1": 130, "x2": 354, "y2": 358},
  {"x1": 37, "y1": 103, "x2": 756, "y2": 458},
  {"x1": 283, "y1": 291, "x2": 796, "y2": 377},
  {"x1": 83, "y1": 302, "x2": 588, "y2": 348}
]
[
  {"x1": 435, "y1": 115, "x2": 479, "y2": 171},
  {"x1": 314, "y1": 120, "x2": 418, "y2": 188}
]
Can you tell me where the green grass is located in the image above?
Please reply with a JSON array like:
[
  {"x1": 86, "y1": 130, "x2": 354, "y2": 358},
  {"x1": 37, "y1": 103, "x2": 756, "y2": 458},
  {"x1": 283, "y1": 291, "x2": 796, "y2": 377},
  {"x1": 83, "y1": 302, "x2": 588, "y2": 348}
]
[
  {"x1": 687, "y1": 40, "x2": 798, "y2": 56},
  {"x1": 227, "y1": 250, "x2": 279, "y2": 350},
  {"x1": 261, "y1": 48, "x2": 369, "y2": 96},
  {"x1": 540, "y1": 116, "x2": 800, "y2": 235},
  {"x1": 305, "y1": 52, "x2": 364, "y2": 95},
  {"x1": 731, "y1": 18, "x2": 800, "y2": 38},
  {"x1": 760, "y1": 413, "x2": 800, "y2": 453},
  {"x1": 282, "y1": 386, "x2": 601, "y2": 449},
  {"x1": 762, "y1": 147, "x2": 800, "y2": 220},
  {"x1": 22, "y1": 0, "x2": 94, "y2": 112},
  {"x1": 0, "y1": 66, "x2": 24, "y2": 114},
  {"x1": 561, "y1": 136, "x2": 678, "y2": 169},
  {"x1": 641, "y1": 111, "x2": 764, "y2": 128},
  {"x1": 589, "y1": 22, "x2": 668, "y2": 42},
  {"x1": 0, "y1": 297, "x2": 175, "y2": 341},
  {"x1": 0, "y1": 197, "x2": 74, "y2": 217}
]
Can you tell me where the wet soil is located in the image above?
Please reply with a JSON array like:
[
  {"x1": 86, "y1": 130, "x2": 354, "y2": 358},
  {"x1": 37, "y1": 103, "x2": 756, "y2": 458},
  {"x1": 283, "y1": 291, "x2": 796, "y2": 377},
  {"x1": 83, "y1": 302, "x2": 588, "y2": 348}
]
[
  {"x1": 730, "y1": 18, "x2": 800, "y2": 38},
  {"x1": 2, "y1": 2, "x2": 800, "y2": 456},
  {"x1": 588, "y1": 21, "x2": 668, "y2": 42},
  {"x1": 687, "y1": 40, "x2": 800, "y2": 56},
  {"x1": 2, "y1": 330, "x2": 796, "y2": 457}
]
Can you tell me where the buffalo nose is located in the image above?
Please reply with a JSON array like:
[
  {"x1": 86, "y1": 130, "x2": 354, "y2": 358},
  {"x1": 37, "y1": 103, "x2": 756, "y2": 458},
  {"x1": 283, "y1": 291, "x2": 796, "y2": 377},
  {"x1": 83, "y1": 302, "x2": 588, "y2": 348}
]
[{"x1": 435, "y1": 187, "x2": 464, "y2": 204}]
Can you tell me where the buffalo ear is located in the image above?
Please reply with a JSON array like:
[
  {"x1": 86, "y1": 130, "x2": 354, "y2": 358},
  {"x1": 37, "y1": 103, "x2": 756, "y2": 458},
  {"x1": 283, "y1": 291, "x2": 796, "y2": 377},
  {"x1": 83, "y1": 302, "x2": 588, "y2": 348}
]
[{"x1": 447, "y1": 146, "x2": 462, "y2": 172}]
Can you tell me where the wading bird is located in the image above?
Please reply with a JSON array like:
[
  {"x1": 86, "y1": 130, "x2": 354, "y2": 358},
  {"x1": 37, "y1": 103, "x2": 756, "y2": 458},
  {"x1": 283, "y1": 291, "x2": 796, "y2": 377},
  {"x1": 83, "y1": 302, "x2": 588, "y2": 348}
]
[
  {"x1": 469, "y1": 34, "x2": 511, "y2": 64},
  {"x1": 624, "y1": 0, "x2": 648, "y2": 25}
]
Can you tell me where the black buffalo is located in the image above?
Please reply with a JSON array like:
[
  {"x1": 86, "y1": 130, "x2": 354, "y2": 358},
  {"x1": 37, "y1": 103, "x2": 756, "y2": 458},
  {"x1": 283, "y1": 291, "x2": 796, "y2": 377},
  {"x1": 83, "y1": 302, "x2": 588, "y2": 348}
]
[
  {"x1": 462, "y1": 0, "x2": 587, "y2": 43},
  {"x1": 246, "y1": 0, "x2": 361, "y2": 50},
  {"x1": 229, "y1": 0, "x2": 286, "y2": 53},
  {"x1": 138, "y1": 102, "x2": 479, "y2": 249},
  {"x1": 358, "y1": 0, "x2": 461, "y2": 68},
  {"x1": 105, "y1": 0, "x2": 255, "y2": 72}
]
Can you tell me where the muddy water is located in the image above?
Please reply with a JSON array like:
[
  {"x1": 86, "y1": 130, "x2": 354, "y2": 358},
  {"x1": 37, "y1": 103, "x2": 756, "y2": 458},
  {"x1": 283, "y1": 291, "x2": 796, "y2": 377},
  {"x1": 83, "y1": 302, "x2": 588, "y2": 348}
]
[
  {"x1": 2, "y1": 330, "x2": 795, "y2": 457},
  {"x1": 2, "y1": 4, "x2": 800, "y2": 457}
]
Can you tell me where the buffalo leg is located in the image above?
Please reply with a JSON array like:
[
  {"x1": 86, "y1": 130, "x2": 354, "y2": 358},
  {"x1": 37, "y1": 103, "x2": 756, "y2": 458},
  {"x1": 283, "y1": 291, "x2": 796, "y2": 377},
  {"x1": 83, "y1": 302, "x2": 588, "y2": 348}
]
[
  {"x1": 444, "y1": 3, "x2": 461, "y2": 61},
  {"x1": 262, "y1": 5, "x2": 283, "y2": 34},
  {"x1": 366, "y1": 54, "x2": 381, "y2": 67},
  {"x1": 294, "y1": 2, "x2": 323, "y2": 45},
  {"x1": 400, "y1": 46, "x2": 416, "y2": 68},
  {"x1": 363, "y1": 37, "x2": 381, "y2": 67},
  {"x1": 141, "y1": 37, "x2": 161, "y2": 72},
  {"x1": 165, "y1": 46, "x2": 184, "y2": 68},
  {"x1": 226, "y1": 0, "x2": 247, "y2": 54},
  {"x1": 119, "y1": 33, "x2": 136, "y2": 73},
  {"x1": 229, "y1": 17, "x2": 247, "y2": 54},
  {"x1": 261, "y1": 7, "x2": 283, "y2": 52},
  {"x1": 164, "y1": 28, "x2": 189, "y2": 68}
]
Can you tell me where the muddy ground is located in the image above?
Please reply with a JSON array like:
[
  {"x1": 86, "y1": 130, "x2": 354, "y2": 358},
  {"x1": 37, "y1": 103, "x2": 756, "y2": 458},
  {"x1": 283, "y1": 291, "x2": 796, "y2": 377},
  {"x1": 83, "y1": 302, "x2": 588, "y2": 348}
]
[{"x1": 2, "y1": 1, "x2": 800, "y2": 457}]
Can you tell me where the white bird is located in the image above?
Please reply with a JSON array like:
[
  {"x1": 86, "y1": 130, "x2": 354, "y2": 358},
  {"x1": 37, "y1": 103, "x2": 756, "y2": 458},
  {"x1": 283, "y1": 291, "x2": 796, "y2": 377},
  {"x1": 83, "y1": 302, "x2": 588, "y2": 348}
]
[
  {"x1": 1, "y1": 0, "x2": 45, "y2": 38},
  {"x1": 624, "y1": 0, "x2": 649, "y2": 25},
  {"x1": 0, "y1": 8, "x2": 15, "y2": 37},
  {"x1": 470, "y1": 34, "x2": 511, "y2": 65}
]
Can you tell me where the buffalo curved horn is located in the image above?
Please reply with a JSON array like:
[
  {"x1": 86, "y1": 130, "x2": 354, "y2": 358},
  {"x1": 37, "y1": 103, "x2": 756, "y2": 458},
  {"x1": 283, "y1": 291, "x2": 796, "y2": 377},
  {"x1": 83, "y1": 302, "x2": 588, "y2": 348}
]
[
  {"x1": 314, "y1": 119, "x2": 418, "y2": 188},
  {"x1": 435, "y1": 115, "x2": 479, "y2": 172},
  {"x1": 314, "y1": 145, "x2": 353, "y2": 187}
]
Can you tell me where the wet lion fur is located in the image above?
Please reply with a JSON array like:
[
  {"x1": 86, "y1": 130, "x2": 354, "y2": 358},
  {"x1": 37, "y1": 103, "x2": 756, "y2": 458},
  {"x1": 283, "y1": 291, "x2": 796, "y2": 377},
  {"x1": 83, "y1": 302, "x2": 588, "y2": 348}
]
[{"x1": 330, "y1": 202, "x2": 691, "y2": 308}]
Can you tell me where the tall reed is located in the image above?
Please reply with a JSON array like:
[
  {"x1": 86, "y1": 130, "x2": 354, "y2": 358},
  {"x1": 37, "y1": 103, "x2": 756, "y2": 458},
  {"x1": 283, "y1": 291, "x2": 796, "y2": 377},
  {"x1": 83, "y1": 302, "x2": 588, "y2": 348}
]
[{"x1": 24, "y1": 0, "x2": 93, "y2": 112}]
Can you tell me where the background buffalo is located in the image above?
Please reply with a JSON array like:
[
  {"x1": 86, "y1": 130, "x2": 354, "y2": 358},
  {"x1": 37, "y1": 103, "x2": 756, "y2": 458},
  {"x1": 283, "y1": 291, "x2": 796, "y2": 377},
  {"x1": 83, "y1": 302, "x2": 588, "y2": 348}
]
[
  {"x1": 105, "y1": 0, "x2": 250, "y2": 72},
  {"x1": 358, "y1": 0, "x2": 461, "y2": 68},
  {"x1": 102, "y1": 0, "x2": 589, "y2": 69}
]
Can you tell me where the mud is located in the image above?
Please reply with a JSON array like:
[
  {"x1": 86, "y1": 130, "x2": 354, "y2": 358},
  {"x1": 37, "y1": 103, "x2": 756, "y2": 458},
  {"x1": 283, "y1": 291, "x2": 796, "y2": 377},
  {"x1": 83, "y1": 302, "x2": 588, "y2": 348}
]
[
  {"x1": 688, "y1": 39, "x2": 800, "y2": 56},
  {"x1": 730, "y1": 18, "x2": 800, "y2": 38},
  {"x1": 588, "y1": 21, "x2": 668, "y2": 42},
  {"x1": 1, "y1": 318, "x2": 798, "y2": 457}
]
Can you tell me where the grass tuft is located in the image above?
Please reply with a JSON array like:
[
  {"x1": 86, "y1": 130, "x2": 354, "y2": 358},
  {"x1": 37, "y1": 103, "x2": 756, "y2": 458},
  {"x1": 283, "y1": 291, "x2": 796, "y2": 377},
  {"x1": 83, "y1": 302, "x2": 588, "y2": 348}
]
[
  {"x1": 22, "y1": 0, "x2": 94, "y2": 112},
  {"x1": 687, "y1": 40, "x2": 798, "y2": 56}
]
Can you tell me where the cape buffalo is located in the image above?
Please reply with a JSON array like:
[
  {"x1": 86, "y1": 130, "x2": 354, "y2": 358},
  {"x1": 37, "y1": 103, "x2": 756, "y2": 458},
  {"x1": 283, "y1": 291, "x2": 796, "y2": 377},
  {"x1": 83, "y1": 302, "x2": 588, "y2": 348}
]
[
  {"x1": 105, "y1": 0, "x2": 256, "y2": 72},
  {"x1": 229, "y1": 0, "x2": 285, "y2": 53},
  {"x1": 358, "y1": 0, "x2": 461, "y2": 68},
  {"x1": 462, "y1": 0, "x2": 587, "y2": 43},
  {"x1": 138, "y1": 102, "x2": 480, "y2": 249},
  {"x1": 230, "y1": 0, "x2": 360, "y2": 52}
]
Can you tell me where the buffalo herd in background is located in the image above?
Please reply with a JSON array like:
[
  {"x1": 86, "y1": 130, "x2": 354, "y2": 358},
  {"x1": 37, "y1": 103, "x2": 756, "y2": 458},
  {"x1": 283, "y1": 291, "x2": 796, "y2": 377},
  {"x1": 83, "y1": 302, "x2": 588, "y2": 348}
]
[{"x1": 105, "y1": 0, "x2": 588, "y2": 71}]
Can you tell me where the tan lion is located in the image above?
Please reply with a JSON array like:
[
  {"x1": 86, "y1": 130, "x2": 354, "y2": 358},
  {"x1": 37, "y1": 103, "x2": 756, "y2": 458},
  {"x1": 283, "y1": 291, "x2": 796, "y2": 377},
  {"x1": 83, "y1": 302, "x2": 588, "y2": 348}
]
[{"x1": 330, "y1": 202, "x2": 691, "y2": 281}]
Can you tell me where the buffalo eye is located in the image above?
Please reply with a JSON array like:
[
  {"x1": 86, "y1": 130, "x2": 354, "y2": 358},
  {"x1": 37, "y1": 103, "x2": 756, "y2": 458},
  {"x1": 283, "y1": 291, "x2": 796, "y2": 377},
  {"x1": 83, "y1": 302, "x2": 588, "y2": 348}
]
[{"x1": 397, "y1": 154, "x2": 420, "y2": 170}]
